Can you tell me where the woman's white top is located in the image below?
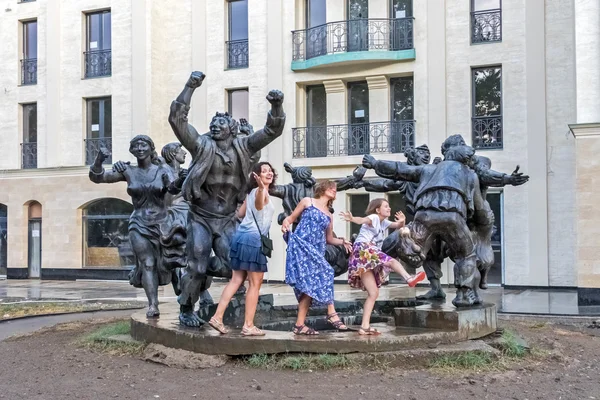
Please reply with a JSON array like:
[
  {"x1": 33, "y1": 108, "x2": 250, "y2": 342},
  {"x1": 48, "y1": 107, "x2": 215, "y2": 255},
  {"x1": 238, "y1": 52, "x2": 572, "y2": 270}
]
[
  {"x1": 238, "y1": 188, "x2": 275, "y2": 235},
  {"x1": 354, "y1": 215, "x2": 392, "y2": 247}
]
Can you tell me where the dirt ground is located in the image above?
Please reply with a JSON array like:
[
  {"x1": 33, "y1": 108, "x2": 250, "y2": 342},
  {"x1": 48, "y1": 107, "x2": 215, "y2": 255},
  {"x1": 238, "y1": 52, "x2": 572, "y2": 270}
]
[{"x1": 0, "y1": 319, "x2": 599, "y2": 400}]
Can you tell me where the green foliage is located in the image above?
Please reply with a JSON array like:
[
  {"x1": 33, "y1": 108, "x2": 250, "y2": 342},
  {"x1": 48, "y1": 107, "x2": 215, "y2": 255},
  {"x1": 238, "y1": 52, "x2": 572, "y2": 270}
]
[{"x1": 243, "y1": 353, "x2": 354, "y2": 371}]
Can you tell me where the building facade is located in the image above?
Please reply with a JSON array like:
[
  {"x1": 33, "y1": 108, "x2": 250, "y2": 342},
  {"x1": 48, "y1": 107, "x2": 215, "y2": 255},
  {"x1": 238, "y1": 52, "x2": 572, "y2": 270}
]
[{"x1": 0, "y1": 0, "x2": 598, "y2": 304}]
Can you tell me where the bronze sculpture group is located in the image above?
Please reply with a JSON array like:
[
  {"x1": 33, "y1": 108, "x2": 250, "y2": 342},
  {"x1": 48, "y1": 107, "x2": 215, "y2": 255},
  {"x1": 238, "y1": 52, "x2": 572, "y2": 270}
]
[{"x1": 89, "y1": 71, "x2": 529, "y2": 322}]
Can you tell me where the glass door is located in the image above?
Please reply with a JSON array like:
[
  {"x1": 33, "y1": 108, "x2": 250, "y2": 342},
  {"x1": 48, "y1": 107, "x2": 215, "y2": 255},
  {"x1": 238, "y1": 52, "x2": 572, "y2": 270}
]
[
  {"x1": 347, "y1": 0, "x2": 368, "y2": 52},
  {"x1": 348, "y1": 81, "x2": 369, "y2": 155},
  {"x1": 306, "y1": 0, "x2": 327, "y2": 59}
]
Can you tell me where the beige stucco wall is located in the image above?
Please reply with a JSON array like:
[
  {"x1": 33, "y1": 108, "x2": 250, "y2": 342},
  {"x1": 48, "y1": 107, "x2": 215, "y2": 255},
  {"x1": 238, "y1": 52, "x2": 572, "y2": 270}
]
[{"x1": 572, "y1": 125, "x2": 600, "y2": 289}]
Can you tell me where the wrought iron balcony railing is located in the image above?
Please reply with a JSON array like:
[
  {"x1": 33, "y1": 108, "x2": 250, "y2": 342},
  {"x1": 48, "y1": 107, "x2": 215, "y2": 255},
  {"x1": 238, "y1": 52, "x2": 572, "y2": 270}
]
[
  {"x1": 226, "y1": 39, "x2": 249, "y2": 69},
  {"x1": 21, "y1": 142, "x2": 37, "y2": 169},
  {"x1": 471, "y1": 9, "x2": 502, "y2": 43},
  {"x1": 20, "y1": 58, "x2": 37, "y2": 85},
  {"x1": 472, "y1": 115, "x2": 502, "y2": 149},
  {"x1": 292, "y1": 120, "x2": 415, "y2": 159},
  {"x1": 84, "y1": 49, "x2": 112, "y2": 78},
  {"x1": 18, "y1": 0, "x2": 36, "y2": 3},
  {"x1": 292, "y1": 17, "x2": 414, "y2": 61},
  {"x1": 85, "y1": 137, "x2": 112, "y2": 165}
]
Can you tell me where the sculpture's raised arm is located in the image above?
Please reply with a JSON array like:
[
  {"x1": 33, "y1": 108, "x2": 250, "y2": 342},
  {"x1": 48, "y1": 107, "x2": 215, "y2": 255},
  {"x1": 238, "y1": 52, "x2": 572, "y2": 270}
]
[
  {"x1": 474, "y1": 156, "x2": 530, "y2": 188},
  {"x1": 88, "y1": 147, "x2": 126, "y2": 184},
  {"x1": 168, "y1": 71, "x2": 206, "y2": 155},
  {"x1": 247, "y1": 90, "x2": 286, "y2": 153},
  {"x1": 362, "y1": 154, "x2": 422, "y2": 183}
]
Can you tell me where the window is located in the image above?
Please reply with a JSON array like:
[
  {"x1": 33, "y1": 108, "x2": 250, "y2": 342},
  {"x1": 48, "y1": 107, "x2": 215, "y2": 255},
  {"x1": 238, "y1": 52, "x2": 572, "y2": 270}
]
[
  {"x1": 85, "y1": 97, "x2": 112, "y2": 165},
  {"x1": 348, "y1": 81, "x2": 369, "y2": 155},
  {"x1": 306, "y1": 84, "x2": 327, "y2": 157},
  {"x1": 390, "y1": 0, "x2": 413, "y2": 51},
  {"x1": 21, "y1": 20, "x2": 37, "y2": 85},
  {"x1": 305, "y1": 0, "x2": 327, "y2": 59},
  {"x1": 347, "y1": 0, "x2": 369, "y2": 52},
  {"x1": 471, "y1": 0, "x2": 502, "y2": 44},
  {"x1": 85, "y1": 10, "x2": 111, "y2": 78},
  {"x1": 83, "y1": 199, "x2": 134, "y2": 268},
  {"x1": 22, "y1": 103, "x2": 37, "y2": 169},
  {"x1": 227, "y1": 0, "x2": 249, "y2": 68},
  {"x1": 487, "y1": 192, "x2": 503, "y2": 285},
  {"x1": 472, "y1": 66, "x2": 502, "y2": 149},
  {"x1": 348, "y1": 194, "x2": 370, "y2": 239},
  {"x1": 390, "y1": 76, "x2": 415, "y2": 153},
  {"x1": 391, "y1": 0, "x2": 412, "y2": 18},
  {"x1": 227, "y1": 89, "x2": 249, "y2": 121},
  {"x1": 0, "y1": 204, "x2": 7, "y2": 277}
]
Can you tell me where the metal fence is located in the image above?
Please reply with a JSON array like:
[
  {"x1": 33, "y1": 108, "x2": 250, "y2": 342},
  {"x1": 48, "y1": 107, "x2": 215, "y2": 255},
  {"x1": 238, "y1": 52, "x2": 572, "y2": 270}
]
[
  {"x1": 472, "y1": 115, "x2": 502, "y2": 149},
  {"x1": 20, "y1": 58, "x2": 37, "y2": 85},
  {"x1": 226, "y1": 39, "x2": 249, "y2": 69},
  {"x1": 85, "y1": 137, "x2": 112, "y2": 165},
  {"x1": 292, "y1": 17, "x2": 414, "y2": 61},
  {"x1": 471, "y1": 9, "x2": 502, "y2": 43},
  {"x1": 21, "y1": 142, "x2": 37, "y2": 169},
  {"x1": 84, "y1": 49, "x2": 112, "y2": 78},
  {"x1": 292, "y1": 120, "x2": 415, "y2": 159}
]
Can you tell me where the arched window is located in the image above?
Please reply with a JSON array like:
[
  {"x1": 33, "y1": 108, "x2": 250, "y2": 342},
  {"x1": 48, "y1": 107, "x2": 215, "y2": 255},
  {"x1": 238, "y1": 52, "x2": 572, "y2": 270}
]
[
  {"x1": 83, "y1": 198, "x2": 133, "y2": 268},
  {"x1": 0, "y1": 204, "x2": 7, "y2": 276}
]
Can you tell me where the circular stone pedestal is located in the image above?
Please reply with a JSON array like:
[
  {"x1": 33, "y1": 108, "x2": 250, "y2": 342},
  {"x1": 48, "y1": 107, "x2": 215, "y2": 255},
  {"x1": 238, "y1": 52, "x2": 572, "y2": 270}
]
[{"x1": 130, "y1": 297, "x2": 498, "y2": 356}]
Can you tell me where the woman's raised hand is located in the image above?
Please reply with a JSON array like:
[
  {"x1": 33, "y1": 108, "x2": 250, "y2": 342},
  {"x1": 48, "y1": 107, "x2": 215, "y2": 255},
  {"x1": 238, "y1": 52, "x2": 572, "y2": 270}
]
[{"x1": 253, "y1": 172, "x2": 266, "y2": 190}]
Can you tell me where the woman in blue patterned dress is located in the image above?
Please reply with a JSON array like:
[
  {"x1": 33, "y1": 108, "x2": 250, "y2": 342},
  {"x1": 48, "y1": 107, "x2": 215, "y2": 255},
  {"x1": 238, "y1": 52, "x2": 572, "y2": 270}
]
[{"x1": 282, "y1": 181, "x2": 353, "y2": 335}]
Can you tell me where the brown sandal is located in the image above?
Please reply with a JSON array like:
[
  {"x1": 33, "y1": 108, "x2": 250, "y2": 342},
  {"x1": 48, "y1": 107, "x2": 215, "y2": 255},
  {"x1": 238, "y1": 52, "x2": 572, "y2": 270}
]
[
  {"x1": 242, "y1": 325, "x2": 266, "y2": 336},
  {"x1": 358, "y1": 326, "x2": 381, "y2": 336},
  {"x1": 293, "y1": 324, "x2": 319, "y2": 336},
  {"x1": 208, "y1": 317, "x2": 229, "y2": 334},
  {"x1": 326, "y1": 312, "x2": 349, "y2": 331}
]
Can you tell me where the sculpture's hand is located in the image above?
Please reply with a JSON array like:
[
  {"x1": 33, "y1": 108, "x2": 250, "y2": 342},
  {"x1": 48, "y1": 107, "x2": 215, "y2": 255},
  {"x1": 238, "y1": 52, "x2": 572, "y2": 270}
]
[
  {"x1": 95, "y1": 146, "x2": 111, "y2": 165},
  {"x1": 339, "y1": 211, "x2": 353, "y2": 222},
  {"x1": 394, "y1": 211, "x2": 406, "y2": 225},
  {"x1": 162, "y1": 173, "x2": 171, "y2": 188},
  {"x1": 432, "y1": 157, "x2": 443, "y2": 165},
  {"x1": 239, "y1": 118, "x2": 254, "y2": 135},
  {"x1": 506, "y1": 165, "x2": 529, "y2": 186},
  {"x1": 178, "y1": 168, "x2": 188, "y2": 180},
  {"x1": 112, "y1": 161, "x2": 130, "y2": 173},
  {"x1": 266, "y1": 90, "x2": 284, "y2": 107},
  {"x1": 352, "y1": 166, "x2": 367, "y2": 180},
  {"x1": 362, "y1": 154, "x2": 377, "y2": 169},
  {"x1": 186, "y1": 71, "x2": 206, "y2": 89}
]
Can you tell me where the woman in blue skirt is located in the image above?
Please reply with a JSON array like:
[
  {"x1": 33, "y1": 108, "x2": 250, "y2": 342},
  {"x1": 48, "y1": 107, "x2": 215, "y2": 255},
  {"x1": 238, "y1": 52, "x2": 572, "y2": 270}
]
[
  {"x1": 209, "y1": 162, "x2": 276, "y2": 336},
  {"x1": 282, "y1": 180, "x2": 353, "y2": 335}
]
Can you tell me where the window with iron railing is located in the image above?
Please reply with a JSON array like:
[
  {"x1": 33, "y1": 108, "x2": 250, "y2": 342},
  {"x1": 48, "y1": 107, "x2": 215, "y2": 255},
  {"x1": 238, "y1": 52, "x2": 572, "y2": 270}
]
[
  {"x1": 471, "y1": 0, "x2": 502, "y2": 44},
  {"x1": 472, "y1": 66, "x2": 502, "y2": 149},
  {"x1": 21, "y1": 20, "x2": 37, "y2": 85},
  {"x1": 85, "y1": 10, "x2": 111, "y2": 78},
  {"x1": 21, "y1": 103, "x2": 37, "y2": 169},
  {"x1": 85, "y1": 97, "x2": 112, "y2": 165},
  {"x1": 227, "y1": 0, "x2": 248, "y2": 68}
]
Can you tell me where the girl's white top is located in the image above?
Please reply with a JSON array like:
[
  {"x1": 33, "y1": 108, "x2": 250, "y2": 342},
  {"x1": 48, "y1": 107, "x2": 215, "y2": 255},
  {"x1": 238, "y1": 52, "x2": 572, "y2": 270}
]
[
  {"x1": 238, "y1": 188, "x2": 275, "y2": 235},
  {"x1": 354, "y1": 214, "x2": 392, "y2": 247}
]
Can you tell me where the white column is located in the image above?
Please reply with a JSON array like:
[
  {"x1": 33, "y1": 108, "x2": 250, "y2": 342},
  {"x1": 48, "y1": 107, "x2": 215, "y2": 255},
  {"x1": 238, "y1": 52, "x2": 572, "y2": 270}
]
[
  {"x1": 324, "y1": 79, "x2": 346, "y2": 125},
  {"x1": 366, "y1": 75, "x2": 389, "y2": 123},
  {"x1": 44, "y1": 0, "x2": 60, "y2": 167},
  {"x1": 575, "y1": 0, "x2": 600, "y2": 123}
]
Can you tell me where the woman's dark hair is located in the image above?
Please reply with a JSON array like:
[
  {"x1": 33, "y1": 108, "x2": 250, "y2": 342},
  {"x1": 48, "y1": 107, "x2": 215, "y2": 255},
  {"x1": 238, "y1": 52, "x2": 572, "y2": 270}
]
[
  {"x1": 314, "y1": 180, "x2": 337, "y2": 209},
  {"x1": 247, "y1": 162, "x2": 278, "y2": 193},
  {"x1": 129, "y1": 134, "x2": 161, "y2": 165},
  {"x1": 365, "y1": 198, "x2": 388, "y2": 216}
]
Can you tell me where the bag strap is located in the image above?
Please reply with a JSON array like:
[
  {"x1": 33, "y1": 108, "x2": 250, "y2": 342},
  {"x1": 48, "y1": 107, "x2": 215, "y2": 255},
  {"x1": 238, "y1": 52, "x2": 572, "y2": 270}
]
[{"x1": 251, "y1": 210, "x2": 263, "y2": 236}]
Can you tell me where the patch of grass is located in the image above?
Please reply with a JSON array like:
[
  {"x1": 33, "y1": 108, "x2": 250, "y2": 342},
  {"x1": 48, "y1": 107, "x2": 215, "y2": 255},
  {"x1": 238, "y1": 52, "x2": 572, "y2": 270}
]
[
  {"x1": 243, "y1": 353, "x2": 354, "y2": 371},
  {"x1": 429, "y1": 351, "x2": 494, "y2": 370},
  {"x1": 0, "y1": 301, "x2": 144, "y2": 320},
  {"x1": 79, "y1": 320, "x2": 146, "y2": 356},
  {"x1": 529, "y1": 322, "x2": 547, "y2": 329},
  {"x1": 498, "y1": 330, "x2": 527, "y2": 358}
]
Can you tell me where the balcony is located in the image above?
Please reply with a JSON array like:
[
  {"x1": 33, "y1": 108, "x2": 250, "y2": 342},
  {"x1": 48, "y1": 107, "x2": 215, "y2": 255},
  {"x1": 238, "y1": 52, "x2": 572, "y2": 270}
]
[
  {"x1": 18, "y1": 0, "x2": 36, "y2": 2},
  {"x1": 292, "y1": 121, "x2": 415, "y2": 159},
  {"x1": 226, "y1": 39, "x2": 249, "y2": 69},
  {"x1": 85, "y1": 137, "x2": 112, "y2": 165},
  {"x1": 472, "y1": 115, "x2": 502, "y2": 149},
  {"x1": 21, "y1": 142, "x2": 37, "y2": 169},
  {"x1": 84, "y1": 49, "x2": 112, "y2": 78},
  {"x1": 20, "y1": 58, "x2": 37, "y2": 85},
  {"x1": 471, "y1": 9, "x2": 502, "y2": 44},
  {"x1": 291, "y1": 18, "x2": 414, "y2": 71}
]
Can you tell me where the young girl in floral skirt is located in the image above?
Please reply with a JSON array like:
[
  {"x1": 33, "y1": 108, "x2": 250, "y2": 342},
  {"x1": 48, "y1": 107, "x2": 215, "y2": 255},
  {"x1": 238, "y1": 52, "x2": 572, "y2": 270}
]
[{"x1": 340, "y1": 198, "x2": 425, "y2": 335}]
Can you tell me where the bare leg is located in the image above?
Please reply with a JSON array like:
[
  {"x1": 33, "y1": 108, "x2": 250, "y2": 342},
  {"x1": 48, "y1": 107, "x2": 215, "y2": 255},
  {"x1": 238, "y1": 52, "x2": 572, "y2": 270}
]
[
  {"x1": 294, "y1": 294, "x2": 317, "y2": 334},
  {"x1": 385, "y1": 258, "x2": 411, "y2": 280},
  {"x1": 360, "y1": 271, "x2": 379, "y2": 332},
  {"x1": 244, "y1": 272, "x2": 264, "y2": 328},
  {"x1": 212, "y1": 270, "x2": 247, "y2": 323}
]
